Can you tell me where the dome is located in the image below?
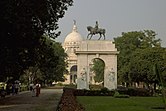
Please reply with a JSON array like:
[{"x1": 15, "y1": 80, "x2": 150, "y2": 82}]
[
  {"x1": 64, "y1": 22, "x2": 83, "y2": 44},
  {"x1": 64, "y1": 31, "x2": 83, "y2": 43}
]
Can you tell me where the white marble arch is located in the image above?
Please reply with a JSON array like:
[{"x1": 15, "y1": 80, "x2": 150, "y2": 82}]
[{"x1": 75, "y1": 40, "x2": 119, "y2": 90}]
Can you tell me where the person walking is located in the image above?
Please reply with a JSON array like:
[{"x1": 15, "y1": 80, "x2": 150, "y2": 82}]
[
  {"x1": 35, "y1": 83, "x2": 40, "y2": 97},
  {"x1": 29, "y1": 83, "x2": 33, "y2": 91},
  {"x1": 38, "y1": 83, "x2": 41, "y2": 95},
  {"x1": 12, "y1": 83, "x2": 15, "y2": 95},
  {"x1": 32, "y1": 84, "x2": 36, "y2": 97},
  {"x1": 0, "y1": 87, "x2": 6, "y2": 98},
  {"x1": 14, "y1": 82, "x2": 19, "y2": 94}
]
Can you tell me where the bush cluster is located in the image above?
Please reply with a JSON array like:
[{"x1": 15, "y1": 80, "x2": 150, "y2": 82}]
[
  {"x1": 118, "y1": 88, "x2": 151, "y2": 96},
  {"x1": 74, "y1": 88, "x2": 115, "y2": 96}
]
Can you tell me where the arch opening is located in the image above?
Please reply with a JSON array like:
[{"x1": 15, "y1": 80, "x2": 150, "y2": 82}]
[
  {"x1": 70, "y1": 65, "x2": 77, "y2": 84},
  {"x1": 90, "y1": 58, "x2": 105, "y2": 86}
]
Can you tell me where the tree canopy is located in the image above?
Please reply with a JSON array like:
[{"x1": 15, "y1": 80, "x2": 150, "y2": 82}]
[
  {"x1": 38, "y1": 37, "x2": 67, "y2": 83},
  {"x1": 20, "y1": 37, "x2": 67, "y2": 84},
  {"x1": 129, "y1": 48, "x2": 166, "y2": 84},
  {"x1": 91, "y1": 59, "x2": 105, "y2": 83},
  {"x1": 0, "y1": 0, "x2": 73, "y2": 82},
  {"x1": 114, "y1": 30, "x2": 166, "y2": 88}
]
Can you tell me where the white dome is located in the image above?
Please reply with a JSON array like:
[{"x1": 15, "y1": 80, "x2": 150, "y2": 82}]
[
  {"x1": 64, "y1": 31, "x2": 83, "y2": 43},
  {"x1": 64, "y1": 24, "x2": 83, "y2": 43}
]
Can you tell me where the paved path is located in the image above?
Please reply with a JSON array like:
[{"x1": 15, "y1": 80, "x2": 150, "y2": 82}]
[{"x1": 0, "y1": 89, "x2": 62, "y2": 111}]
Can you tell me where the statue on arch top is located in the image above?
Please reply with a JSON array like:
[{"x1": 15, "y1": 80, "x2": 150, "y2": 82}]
[
  {"x1": 73, "y1": 19, "x2": 76, "y2": 25},
  {"x1": 87, "y1": 21, "x2": 106, "y2": 40},
  {"x1": 95, "y1": 21, "x2": 99, "y2": 31}
]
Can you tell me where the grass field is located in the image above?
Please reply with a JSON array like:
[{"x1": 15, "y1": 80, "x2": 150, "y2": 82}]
[{"x1": 77, "y1": 96, "x2": 165, "y2": 111}]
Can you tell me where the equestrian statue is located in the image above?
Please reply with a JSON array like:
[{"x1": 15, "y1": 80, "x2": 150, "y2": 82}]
[{"x1": 87, "y1": 21, "x2": 106, "y2": 40}]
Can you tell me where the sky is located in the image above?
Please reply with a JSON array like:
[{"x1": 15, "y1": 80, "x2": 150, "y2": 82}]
[{"x1": 56, "y1": 0, "x2": 166, "y2": 47}]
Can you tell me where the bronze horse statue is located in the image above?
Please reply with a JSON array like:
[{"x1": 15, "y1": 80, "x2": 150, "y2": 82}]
[{"x1": 87, "y1": 26, "x2": 106, "y2": 40}]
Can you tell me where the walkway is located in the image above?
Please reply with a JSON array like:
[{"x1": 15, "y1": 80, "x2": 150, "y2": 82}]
[{"x1": 0, "y1": 89, "x2": 62, "y2": 111}]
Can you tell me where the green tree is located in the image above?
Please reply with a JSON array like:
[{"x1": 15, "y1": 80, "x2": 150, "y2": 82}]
[
  {"x1": 38, "y1": 37, "x2": 67, "y2": 84},
  {"x1": 0, "y1": 0, "x2": 73, "y2": 81},
  {"x1": 129, "y1": 47, "x2": 166, "y2": 89},
  {"x1": 91, "y1": 59, "x2": 105, "y2": 83},
  {"x1": 20, "y1": 37, "x2": 67, "y2": 85},
  {"x1": 114, "y1": 30, "x2": 162, "y2": 86}
]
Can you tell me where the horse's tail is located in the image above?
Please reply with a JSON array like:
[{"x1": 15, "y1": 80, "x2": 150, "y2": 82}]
[
  {"x1": 103, "y1": 29, "x2": 106, "y2": 34},
  {"x1": 99, "y1": 28, "x2": 106, "y2": 34},
  {"x1": 87, "y1": 26, "x2": 90, "y2": 31}
]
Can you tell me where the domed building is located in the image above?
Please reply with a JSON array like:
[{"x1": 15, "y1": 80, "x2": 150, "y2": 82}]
[{"x1": 62, "y1": 22, "x2": 83, "y2": 84}]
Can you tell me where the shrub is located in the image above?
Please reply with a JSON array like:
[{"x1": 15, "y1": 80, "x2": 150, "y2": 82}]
[
  {"x1": 113, "y1": 91, "x2": 120, "y2": 97},
  {"x1": 113, "y1": 90, "x2": 129, "y2": 98},
  {"x1": 20, "y1": 85, "x2": 28, "y2": 92},
  {"x1": 127, "y1": 88, "x2": 151, "y2": 96},
  {"x1": 100, "y1": 87, "x2": 109, "y2": 94},
  {"x1": 114, "y1": 95, "x2": 130, "y2": 98}
]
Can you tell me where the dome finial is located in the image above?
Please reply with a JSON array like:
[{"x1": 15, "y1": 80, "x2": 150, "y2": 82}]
[
  {"x1": 72, "y1": 20, "x2": 77, "y2": 32},
  {"x1": 73, "y1": 20, "x2": 76, "y2": 25},
  {"x1": 64, "y1": 20, "x2": 83, "y2": 43}
]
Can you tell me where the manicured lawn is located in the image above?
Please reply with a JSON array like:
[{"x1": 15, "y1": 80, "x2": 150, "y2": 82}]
[{"x1": 77, "y1": 96, "x2": 164, "y2": 111}]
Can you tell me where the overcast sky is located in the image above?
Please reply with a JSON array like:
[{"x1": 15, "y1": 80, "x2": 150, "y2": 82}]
[{"x1": 56, "y1": 0, "x2": 166, "y2": 47}]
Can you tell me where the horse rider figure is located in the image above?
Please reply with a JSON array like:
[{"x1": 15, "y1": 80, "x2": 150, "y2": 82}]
[
  {"x1": 95, "y1": 21, "x2": 99, "y2": 32},
  {"x1": 87, "y1": 21, "x2": 106, "y2": 40}
]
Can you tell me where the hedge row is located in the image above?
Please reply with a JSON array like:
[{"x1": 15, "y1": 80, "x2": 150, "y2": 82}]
[
  {"x1": 117, "y1": 88, "x2": 152, "y2": 96},
  {"x1": 74, "y1": 88, "x2": 115, "y2": 96},
  {"x1": 74, "y1": 87, "x2": 152, "y2": 97}
]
